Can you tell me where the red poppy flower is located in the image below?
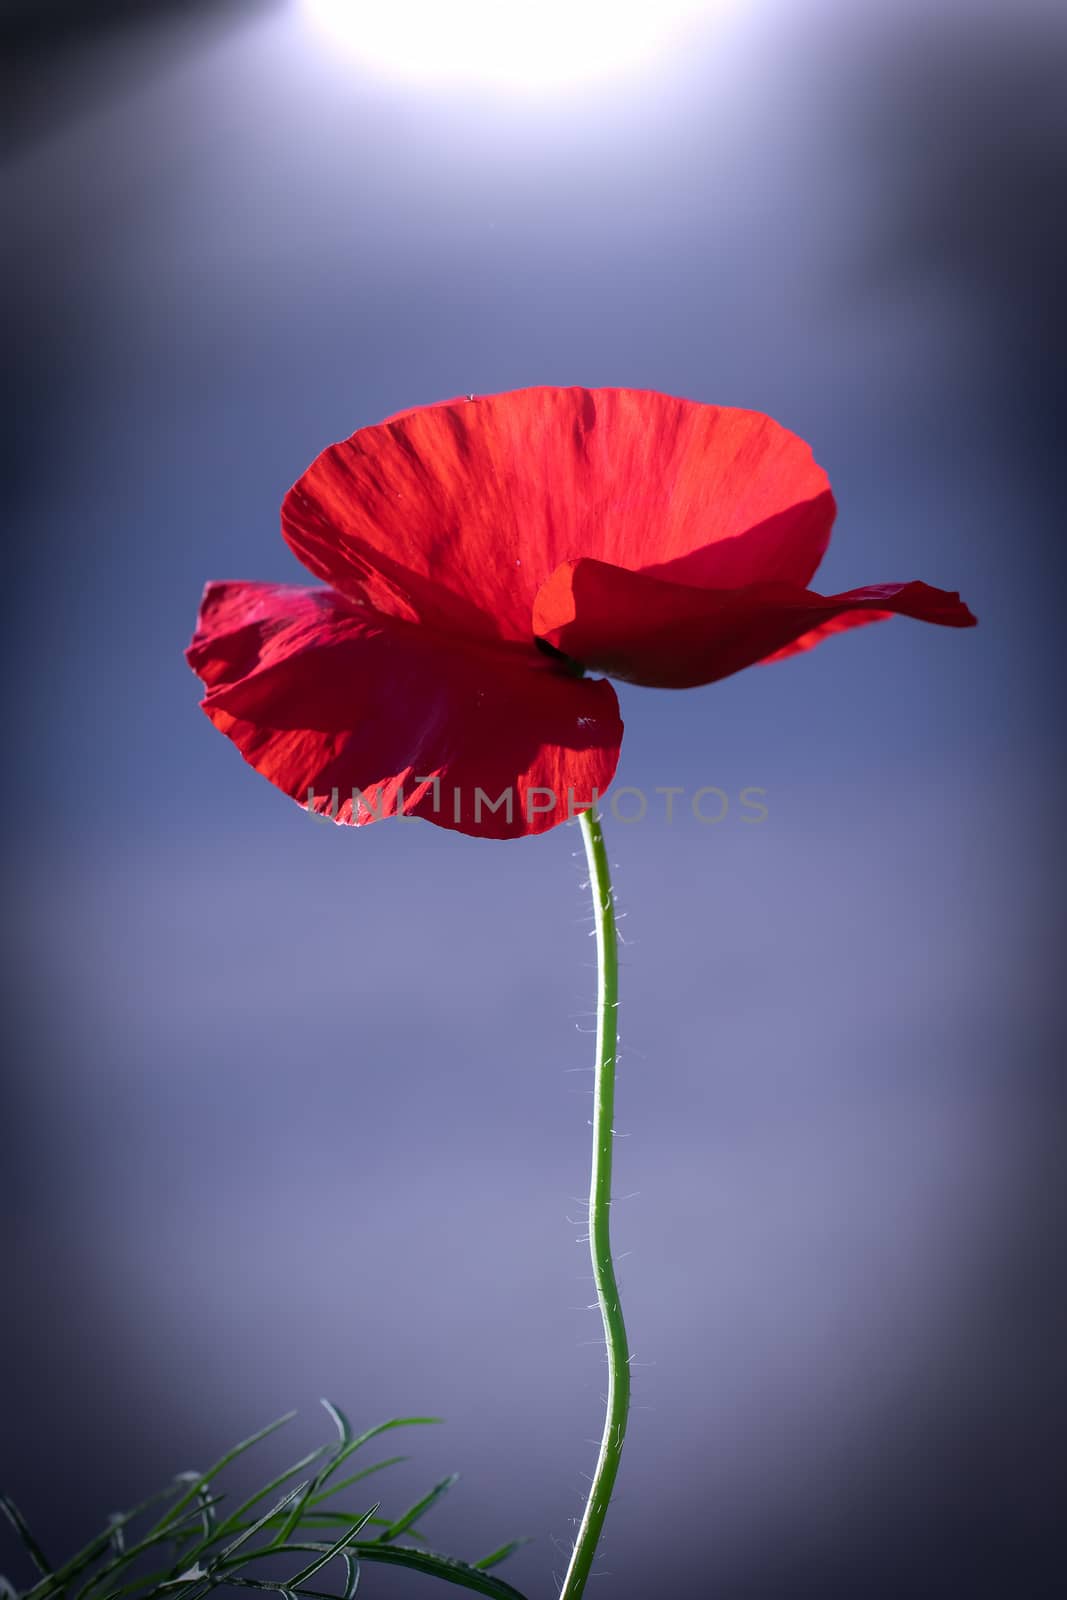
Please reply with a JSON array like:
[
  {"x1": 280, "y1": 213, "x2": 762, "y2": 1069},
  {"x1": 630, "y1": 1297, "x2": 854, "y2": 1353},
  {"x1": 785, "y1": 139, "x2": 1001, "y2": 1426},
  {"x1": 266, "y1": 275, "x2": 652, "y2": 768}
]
[{"x1": 187, "y1": 386, "x2": 975, "y2": 839}]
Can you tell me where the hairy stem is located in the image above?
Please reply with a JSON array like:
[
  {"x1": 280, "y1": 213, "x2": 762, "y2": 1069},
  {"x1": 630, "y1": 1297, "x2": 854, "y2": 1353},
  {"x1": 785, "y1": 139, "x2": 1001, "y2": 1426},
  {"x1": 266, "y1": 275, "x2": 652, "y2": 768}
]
[{"x1": 559, "y1": 806, "x2": 631, "y2": 1600}]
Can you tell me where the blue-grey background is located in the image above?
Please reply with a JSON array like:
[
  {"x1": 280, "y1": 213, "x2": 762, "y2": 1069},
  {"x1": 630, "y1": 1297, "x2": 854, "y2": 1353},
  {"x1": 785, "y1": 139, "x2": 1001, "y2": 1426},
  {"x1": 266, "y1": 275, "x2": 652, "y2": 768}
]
[{"x1": 3, "y1": 1, "x2": 1064, "y2": 1595}]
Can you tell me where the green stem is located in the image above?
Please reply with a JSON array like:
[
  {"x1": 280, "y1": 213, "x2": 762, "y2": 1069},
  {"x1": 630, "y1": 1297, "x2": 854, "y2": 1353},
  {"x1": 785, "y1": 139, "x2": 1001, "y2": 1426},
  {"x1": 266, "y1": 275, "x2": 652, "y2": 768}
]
[{"x1": 559, "y1": 806, "x2": 631, "y2": 1600}]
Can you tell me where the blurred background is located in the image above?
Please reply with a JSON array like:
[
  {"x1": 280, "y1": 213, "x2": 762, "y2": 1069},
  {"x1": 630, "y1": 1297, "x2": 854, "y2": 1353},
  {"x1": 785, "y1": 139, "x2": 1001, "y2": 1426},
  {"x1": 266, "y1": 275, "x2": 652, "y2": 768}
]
[{"x1": 3, "y1": 1, "x2": 1064, "y2": 1595}]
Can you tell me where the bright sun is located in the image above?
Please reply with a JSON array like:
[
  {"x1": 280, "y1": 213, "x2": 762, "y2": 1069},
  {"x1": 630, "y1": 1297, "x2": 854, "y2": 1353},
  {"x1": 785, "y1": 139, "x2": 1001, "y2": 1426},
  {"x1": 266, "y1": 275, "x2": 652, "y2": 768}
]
[{"x1": 300, "y1": 0, "x2": 722, "y2": 90}]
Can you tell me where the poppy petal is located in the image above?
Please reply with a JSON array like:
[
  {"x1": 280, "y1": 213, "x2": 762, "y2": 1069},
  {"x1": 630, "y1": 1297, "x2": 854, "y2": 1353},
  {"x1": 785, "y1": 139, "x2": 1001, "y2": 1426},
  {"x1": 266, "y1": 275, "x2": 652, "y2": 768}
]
[
  {"x1": 186, "y1": 581, "x2": 622, "y2": 838},
  {"x1": 533, "y1": 559, "x2": 977, "y2": 689},
  {"x1": 280, "y1": 388, "x2": 837, "y2": 645},
  {"x1": 758, "y1": 609, "x2": 892, "y2": 662}
]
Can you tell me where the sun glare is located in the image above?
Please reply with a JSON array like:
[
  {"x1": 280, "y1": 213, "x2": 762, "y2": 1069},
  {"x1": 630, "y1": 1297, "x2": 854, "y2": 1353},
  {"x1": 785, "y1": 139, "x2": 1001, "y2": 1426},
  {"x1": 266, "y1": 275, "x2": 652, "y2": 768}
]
[{"x1": 300, "y1": 0, "x2": 722, "y2": 90}]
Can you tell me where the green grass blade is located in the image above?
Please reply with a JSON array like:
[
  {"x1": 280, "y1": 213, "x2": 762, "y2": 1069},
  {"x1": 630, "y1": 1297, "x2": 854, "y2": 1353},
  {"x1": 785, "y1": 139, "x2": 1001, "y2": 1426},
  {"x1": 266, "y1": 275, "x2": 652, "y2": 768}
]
[
  {"x1": 207, "y1": 1512, "x2": 412, "y2": 1538},
  {"x1": 273, "y1": 1416, "x2": 439, "y2": 1546},
  {"x1": 224, "y1": 1582, "x2": 361, "y2": 1600},
  {"x1": 22, "y1": 1486, "x2": 188, "y2": 1600},
  {"x1": 206, "y1": 1540, "x2": 356, "y2": 1594},
  {"x1": 300, "y1": 1457, "x2": 406, "y2": 1513},
  {"x1": 72, "y1": 1498, "x2": 226, "y2": 1600},
  {"x1": 220, "y1": 1580, "x2": 297, "y2": 1599},
  {"x1": 212, "y1": 1542, "x2": 527, "y2": 1600},
  {"x1": 340, "y1": 1553, "x2": 360, "y2": 1598},
  {"x1": 217, "y1": 1484, "x2": 309, "y2": 1561},
  {"x1": 217, "y1": 1541, "x2": 345, "y2": 1568},
  {"x1": 344, "y1": 1543, "x2": 529, "y2": 1599},
  {"x1": 378, "y1": 1475, "x2": 458, "y2": 1544},
  {"x1": 318, "y1": 1400, "x2": 352, "y2": 1445},
  {"x1": 314, "y1": 1420, "x2": 441, "y2": 1493},
  {"x1": 194, "y1": 1484, "x2": 217, "y2": 1544},
  {"x1": 82, "y1": 1562, "x2": 179, "y2": 1599},
  {"x1": 472, "y1": 1540, "x2": 531, "y2": 1572},
  {"x1": 149, "y1": 1413, "x2": 296, "y2": 1536},
  {"x1": 209, "y1": 1448, "x2": 332, "y2": 1546},
  {"x1": 267, "y1": 1480, "x2": 315, "y2": 1549},
  {"x1": 0, "y1": 1496, "x2": 51, "y2": 1577},
  {"x1": 285, "y1": 1507, "x2": 377, "y2": 1587}
]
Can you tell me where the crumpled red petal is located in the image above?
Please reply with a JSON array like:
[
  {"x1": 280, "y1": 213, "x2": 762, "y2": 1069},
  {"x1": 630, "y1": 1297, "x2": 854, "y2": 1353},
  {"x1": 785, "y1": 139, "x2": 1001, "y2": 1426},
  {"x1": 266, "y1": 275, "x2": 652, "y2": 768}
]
[
  {"x1": 281, "y1": 388, "x2": 837, "y2": 645},
  {"x1": 186, "y1": 581, "x2": 622, "y2": 838},
  {"x1": 533, "y1": 559, "x2": 977, "y2": 689}
]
